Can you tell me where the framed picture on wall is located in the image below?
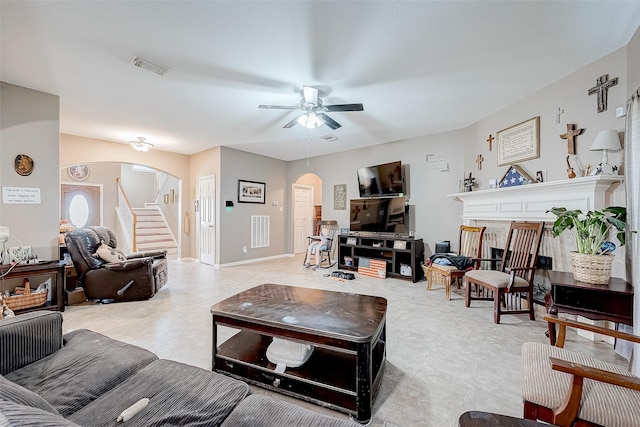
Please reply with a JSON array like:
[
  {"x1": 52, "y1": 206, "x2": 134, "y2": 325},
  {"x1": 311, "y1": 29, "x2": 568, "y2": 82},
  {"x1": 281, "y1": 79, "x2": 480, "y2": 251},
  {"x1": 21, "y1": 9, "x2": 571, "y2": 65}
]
[
  {"x1": 68, "y1": 164, "x2": 90, "y2": 181},
  {"x1": 496, "y1": 116, "x2": 540, "y2": 166},
  {"x1": 238, "y1": 180, "x2": 266, "y2": 204}
]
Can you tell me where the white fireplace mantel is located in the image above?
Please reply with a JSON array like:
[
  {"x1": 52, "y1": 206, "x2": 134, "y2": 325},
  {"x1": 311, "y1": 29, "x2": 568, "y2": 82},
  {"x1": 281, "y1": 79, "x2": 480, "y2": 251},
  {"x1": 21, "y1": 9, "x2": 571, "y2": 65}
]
[{"x1": 447, "y1": 175, "x2": 625, "y2": 223}]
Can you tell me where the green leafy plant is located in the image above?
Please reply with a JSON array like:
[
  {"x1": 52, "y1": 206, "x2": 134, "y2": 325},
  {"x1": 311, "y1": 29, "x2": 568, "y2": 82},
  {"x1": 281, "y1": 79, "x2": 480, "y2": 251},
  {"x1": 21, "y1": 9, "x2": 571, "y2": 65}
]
[{"x1": 547, "y1": 206, "x2": 629, "y2": 255}]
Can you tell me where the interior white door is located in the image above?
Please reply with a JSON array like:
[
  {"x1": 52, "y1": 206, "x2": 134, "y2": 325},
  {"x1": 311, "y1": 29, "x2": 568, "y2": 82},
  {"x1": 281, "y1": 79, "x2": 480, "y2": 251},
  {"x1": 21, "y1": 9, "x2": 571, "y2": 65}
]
[
  {"x1": 199, "y1": 175, "x2": 215, "y2": 265},
  {"x1": 293, "y1": 185, "x2": 314, "y2": 254}
]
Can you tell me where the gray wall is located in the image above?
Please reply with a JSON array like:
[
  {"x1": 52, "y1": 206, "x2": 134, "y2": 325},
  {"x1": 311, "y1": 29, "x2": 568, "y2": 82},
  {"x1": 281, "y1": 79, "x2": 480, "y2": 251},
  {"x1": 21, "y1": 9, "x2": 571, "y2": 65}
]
[
  {"x1": 219, "y1": 147, "x2": 287, "y2": 264},
  {"x1": 1, "y1": 82, "x2": 60, "y2": 261},
  {"x1": 287, "y1": 131, "x2": 465, "y2": 256}
]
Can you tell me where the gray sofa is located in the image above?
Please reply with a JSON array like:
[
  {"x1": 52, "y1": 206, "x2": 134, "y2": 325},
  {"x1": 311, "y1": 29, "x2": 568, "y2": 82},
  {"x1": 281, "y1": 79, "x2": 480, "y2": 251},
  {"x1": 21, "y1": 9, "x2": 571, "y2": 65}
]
[{"x1": 0, "y1": 311, "x2": 360, "y2": 426}]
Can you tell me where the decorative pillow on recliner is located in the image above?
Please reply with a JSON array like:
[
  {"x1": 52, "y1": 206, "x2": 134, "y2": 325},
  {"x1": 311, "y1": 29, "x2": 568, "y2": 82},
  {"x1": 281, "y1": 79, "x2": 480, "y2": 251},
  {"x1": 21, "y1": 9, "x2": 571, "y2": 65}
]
[{"x1": 93, "y1": 241, "x2": 127, "y2": 263}]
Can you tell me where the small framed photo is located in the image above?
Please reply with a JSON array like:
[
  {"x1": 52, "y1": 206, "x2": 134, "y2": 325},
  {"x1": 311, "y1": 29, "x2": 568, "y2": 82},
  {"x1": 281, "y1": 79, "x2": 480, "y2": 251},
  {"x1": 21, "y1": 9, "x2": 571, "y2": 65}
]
[
  {"x1": 238, "y1": 180, "x2": 266, "y2": 204},
  {"x1": 68, "y1": 164, "x2": 90, "y2": 181},
  {"x1": 393, "y1": 240, "x2": 407, "y2": 249},
  {"x1": 535, "y1": 170, "x2": 544, "y2": 183}
]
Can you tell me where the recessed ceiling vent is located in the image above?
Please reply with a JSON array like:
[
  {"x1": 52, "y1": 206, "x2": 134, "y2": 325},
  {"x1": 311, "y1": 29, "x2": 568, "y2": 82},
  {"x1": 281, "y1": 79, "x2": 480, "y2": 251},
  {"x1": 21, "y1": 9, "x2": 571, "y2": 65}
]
[
  {"x1": 129, "y1": 54, "x2": 170, "y2": 76},
  {"x1": 320, "y1": 134, "x2": 338, "y2": 142}
]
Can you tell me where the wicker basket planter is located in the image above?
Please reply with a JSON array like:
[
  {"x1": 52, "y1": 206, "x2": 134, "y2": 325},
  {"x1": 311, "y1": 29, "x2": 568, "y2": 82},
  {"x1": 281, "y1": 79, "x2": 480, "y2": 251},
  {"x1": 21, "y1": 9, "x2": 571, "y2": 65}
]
[{"x1": 570, "y1": 252, "x2": 613, "y2": 284}]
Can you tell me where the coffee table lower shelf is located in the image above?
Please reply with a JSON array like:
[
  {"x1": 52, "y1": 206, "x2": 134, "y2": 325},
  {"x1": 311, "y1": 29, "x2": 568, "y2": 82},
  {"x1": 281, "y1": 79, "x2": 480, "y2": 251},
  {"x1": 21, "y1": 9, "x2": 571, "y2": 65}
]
[{"x1": 213, "y1": 330, "x2": 385, "y2": 422}]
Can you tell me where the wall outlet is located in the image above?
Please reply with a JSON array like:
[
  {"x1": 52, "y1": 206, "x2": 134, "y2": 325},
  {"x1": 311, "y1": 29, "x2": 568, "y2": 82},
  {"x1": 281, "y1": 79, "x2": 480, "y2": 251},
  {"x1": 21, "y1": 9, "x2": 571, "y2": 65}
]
[{"x1": 242, "y1": 246, "x2": 247, "y2": 254}]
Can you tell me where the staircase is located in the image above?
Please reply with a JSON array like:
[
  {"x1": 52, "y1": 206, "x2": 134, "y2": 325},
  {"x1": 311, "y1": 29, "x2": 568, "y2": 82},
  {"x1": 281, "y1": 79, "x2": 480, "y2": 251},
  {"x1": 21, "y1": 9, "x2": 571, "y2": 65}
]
[{"x1": 133, "y1": 205, "x2": 178, "y2": 256}]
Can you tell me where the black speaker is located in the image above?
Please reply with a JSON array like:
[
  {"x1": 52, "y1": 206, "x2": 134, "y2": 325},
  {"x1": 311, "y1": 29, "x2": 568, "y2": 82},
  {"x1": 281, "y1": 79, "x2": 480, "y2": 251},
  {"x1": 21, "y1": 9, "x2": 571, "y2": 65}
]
[{"x1": 435, "y1": 240, "x2": 450, "y2": 254}]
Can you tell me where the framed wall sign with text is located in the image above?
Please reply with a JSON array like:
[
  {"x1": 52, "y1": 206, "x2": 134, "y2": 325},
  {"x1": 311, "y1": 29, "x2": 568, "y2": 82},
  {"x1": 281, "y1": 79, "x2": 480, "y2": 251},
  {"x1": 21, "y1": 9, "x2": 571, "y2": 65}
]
[{"x1": 496, "y1": 116, "x2": 540, "y2": 166}]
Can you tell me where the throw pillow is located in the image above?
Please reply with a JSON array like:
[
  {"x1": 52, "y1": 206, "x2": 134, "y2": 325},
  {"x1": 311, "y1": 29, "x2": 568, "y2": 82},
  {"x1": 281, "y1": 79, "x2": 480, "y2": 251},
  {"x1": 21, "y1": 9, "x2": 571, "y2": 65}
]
[
  {"x1": 0, "y1": 375, "x2": 59, "y2": 415},
  {"x1": 93, "y1": 241, "x2": 126, "y2": 263}
]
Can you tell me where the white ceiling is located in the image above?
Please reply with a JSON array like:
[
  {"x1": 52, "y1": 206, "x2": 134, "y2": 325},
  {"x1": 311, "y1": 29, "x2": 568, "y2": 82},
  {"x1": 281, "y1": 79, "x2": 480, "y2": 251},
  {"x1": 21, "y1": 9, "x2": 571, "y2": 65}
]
[{"x1": 2, "y1": 1, "x2": 640, "y2": 161}]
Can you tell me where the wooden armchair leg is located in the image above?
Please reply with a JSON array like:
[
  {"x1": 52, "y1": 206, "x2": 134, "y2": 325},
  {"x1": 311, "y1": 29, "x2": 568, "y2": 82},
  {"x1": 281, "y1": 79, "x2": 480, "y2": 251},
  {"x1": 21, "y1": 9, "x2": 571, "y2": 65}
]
[
  {"x1": 552, "y1": 374, "x2": 584, "y2": 427},
  {"x1": 426, "y1": 267, "x2": 433, "y2": 290},
  {"x1": 465, "y1": 279, "x2": 471, "y2": 307},
  {"x1": 523, "y1": 400, "x2": 538, "y2": 421}
]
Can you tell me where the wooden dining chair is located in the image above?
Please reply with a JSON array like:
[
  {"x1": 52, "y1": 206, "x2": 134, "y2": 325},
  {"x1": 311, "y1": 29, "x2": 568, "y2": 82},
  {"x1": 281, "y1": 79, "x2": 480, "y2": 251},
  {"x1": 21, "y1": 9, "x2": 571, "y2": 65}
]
[
  {"x1": 425, "y1": 225, "x2": 486, "y2": 300},
  {"x1": 464, "y1": 221, "x2": 544, "y2": 324}
]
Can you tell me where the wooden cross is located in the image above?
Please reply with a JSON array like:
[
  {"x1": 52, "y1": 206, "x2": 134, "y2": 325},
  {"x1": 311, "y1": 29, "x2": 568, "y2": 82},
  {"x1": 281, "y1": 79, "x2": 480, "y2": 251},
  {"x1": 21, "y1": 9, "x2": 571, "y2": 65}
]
[
  {"x1": 552, "y1": 107, "x2": 564, "y2": 124},
  {"x1": 588, "y1": 74, "x2": 618, "y2": 113},
  {"x1": 476, "y1": 154, "x2": 484, "y2": 171},
  {"x1": 486, "y1": 134, "x2": 494, "y2": 151},
  {"x1": 560, "y1": 123, "x2": 585, "y2": 155}
]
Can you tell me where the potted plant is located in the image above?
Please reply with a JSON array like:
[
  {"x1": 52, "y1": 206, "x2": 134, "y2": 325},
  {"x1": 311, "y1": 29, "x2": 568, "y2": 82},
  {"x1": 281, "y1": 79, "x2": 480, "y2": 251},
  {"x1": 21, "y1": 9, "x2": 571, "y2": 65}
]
[{"x1": 547, "y1": 206, "x2": 629, "y2": 284}]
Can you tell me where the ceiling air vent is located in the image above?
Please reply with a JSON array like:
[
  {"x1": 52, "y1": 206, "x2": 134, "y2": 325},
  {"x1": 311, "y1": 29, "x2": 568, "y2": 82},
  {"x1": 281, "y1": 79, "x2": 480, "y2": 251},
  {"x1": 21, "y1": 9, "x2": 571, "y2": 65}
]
[
  {"x1": 129, "y1": 54, "x2": 170, "y2": 76},
  {"x1": 320, "y1": 134, "x2": 338, "y2": 142}
]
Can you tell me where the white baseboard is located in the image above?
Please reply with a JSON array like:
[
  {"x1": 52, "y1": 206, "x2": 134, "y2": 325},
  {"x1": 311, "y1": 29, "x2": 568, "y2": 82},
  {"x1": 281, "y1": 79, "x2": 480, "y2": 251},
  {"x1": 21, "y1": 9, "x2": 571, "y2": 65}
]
[{"x1": 218, "y1": 253, "x2": 295, "y2": 268}]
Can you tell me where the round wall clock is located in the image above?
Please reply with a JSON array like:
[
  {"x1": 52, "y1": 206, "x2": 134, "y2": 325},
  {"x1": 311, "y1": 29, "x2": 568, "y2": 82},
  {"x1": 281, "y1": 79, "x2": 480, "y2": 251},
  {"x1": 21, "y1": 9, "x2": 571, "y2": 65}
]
[
  {"x1": 68, "y1": 164, "x2": 90, "y2": 181},
  {"x1": 14, "y1": 154, "x2": 34, "y2": 176}
]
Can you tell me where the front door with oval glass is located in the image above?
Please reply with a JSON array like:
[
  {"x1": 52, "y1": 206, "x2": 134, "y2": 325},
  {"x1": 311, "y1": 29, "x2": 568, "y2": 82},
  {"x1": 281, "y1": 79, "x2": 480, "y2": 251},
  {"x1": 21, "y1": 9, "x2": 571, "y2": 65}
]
[{"x1": 61, "y1": 184, "x2": 101, "y2": 228}]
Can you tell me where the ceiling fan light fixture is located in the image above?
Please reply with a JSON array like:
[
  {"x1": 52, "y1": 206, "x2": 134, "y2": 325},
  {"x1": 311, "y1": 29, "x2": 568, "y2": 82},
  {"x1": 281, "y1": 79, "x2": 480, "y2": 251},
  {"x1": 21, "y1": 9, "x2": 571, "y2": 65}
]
[
  {"x1": 297, "y1": 112, "x2": 325, "y2": 129},
  {"x1": 129, "y1": 137, "x2": 153, "y2": 152}
]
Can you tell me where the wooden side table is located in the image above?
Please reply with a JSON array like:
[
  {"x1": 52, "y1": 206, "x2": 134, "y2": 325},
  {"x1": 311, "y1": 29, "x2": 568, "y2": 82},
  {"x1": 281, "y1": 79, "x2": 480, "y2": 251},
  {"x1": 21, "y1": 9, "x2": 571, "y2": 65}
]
[
  {"x1": 0, "y1": 260, "x2": 66, "y2": 313},
  {"x1": 545, "y1": 271, "x2": 633, "y2": 345}
]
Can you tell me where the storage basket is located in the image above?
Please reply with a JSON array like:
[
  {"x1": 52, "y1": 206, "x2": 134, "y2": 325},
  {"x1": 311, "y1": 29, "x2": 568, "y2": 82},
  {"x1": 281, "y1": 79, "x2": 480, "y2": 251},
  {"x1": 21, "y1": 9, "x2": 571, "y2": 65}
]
[
  {"x1": 570, "y1": 252, "x2": 613, "y2": 285},
  {"x1": 4, "y1": 280, "x2": 48, "y2": 311}
]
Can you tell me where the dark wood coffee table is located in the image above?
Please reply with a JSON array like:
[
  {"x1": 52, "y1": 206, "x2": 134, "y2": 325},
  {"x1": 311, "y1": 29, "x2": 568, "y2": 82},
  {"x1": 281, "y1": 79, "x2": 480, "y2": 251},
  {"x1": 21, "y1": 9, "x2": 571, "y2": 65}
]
[{"x1": 211, "y1": 283, "x2": 387, "y2": 423}]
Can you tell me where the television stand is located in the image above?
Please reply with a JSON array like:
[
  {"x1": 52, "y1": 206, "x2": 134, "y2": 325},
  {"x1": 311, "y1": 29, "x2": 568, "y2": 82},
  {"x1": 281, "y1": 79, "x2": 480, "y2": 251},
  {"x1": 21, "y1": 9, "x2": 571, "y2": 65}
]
[{"x1": 338, "y1": 235, "x2": 424, "y2": 282}]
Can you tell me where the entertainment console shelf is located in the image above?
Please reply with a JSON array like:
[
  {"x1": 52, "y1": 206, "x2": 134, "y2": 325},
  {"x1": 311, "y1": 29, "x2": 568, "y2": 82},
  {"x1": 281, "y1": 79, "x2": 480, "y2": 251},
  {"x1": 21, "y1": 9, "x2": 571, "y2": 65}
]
[{"x1": 338, "y1": 235, "x2": 424, "y2": 282}]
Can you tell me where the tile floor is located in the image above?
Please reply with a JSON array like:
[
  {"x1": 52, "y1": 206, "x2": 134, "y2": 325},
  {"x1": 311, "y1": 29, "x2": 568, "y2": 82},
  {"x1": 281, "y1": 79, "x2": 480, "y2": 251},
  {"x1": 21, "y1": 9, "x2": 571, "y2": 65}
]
[{"x1": 61, "y1": 257, "x2": 628, "y2": 426}]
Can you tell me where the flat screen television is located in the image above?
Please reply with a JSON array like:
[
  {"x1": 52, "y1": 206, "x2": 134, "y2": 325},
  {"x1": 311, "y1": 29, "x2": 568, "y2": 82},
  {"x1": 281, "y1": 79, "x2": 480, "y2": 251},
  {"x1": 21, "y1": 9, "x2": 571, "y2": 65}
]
[
  {"x1": 349, "y1": 197, "x2": 406, "y2": 234},
  {"x1": 357, "y1": 161, "x2": 404, "y2": 197}
]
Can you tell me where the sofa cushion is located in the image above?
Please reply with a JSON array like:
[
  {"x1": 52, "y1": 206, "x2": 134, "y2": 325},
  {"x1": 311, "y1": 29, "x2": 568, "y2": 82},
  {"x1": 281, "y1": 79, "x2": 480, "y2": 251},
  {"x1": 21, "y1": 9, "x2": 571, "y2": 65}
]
[
  {"x1": 0, "y1": 399, "x2": 81, "y2": 427},
  {"x1": 4, "y1": 329, "x2": 157, "y2": 417},
  {"x1": 0, "y1": 375, "x2": 59, "y2": 414},
  {"x1": 221, "y1": 394, "x2": 361, "y2": 427},
  {"x1": 68, "y1": 359, "x2": 250, "y2": 427}
]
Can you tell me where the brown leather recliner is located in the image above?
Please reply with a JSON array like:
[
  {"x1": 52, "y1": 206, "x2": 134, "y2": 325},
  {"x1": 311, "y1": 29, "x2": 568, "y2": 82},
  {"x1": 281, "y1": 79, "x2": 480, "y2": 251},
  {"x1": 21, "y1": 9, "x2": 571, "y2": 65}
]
[{"x1": 64, "y1": 226, "x2": 168, "y2": 302}]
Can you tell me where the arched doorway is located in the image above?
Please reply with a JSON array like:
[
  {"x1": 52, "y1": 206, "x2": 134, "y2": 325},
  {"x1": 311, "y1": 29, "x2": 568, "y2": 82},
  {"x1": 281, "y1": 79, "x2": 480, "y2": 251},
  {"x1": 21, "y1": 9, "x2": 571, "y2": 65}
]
[
  {"x1": 60, "y1": 162, "x2": 181, "y2": 258},
  {"x1": 292, "y1": 173, "x2": 322, "y2": 254}
]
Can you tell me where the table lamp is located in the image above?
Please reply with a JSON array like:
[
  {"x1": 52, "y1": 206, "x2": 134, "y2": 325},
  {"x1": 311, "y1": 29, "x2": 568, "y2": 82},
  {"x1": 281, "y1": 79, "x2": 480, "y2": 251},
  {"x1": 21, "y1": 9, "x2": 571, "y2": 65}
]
[{"x1": 590, "y1": 130, "x2": 621, "y2": 175}]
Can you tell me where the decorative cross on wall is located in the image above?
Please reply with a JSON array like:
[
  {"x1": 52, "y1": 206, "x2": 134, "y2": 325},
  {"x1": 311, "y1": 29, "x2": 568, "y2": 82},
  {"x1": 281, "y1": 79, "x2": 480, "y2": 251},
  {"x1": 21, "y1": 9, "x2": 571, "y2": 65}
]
[
  {"x1": 588, "y1": 74, "x2": 618, "y2": 113},
  {"x1": 486, "y1": 134, "x2": 494, "y2": 151},
  {"x1": 560, "y1": 123, "x2": 585, "y2": 155},
  {"x1": 476, "y1": 154, "x2": 484, "y2": 171},
  {"x1": 552, "y1": 107, "x2": 564, "y2": 124}
]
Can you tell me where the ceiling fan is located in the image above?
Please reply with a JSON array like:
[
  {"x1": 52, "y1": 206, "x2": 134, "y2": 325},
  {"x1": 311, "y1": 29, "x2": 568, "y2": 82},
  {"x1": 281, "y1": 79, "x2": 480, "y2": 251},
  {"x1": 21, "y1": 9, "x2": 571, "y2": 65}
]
[{"x1": 259, "y1": 86, "x2": 363, "y2": 130}]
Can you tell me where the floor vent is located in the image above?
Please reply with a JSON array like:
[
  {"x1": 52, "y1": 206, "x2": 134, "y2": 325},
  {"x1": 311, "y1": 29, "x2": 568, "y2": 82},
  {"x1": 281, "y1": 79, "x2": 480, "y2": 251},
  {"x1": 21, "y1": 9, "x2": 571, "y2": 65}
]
[{"x1": 251, "y1": 215, "x2": 270, "y2": 248}]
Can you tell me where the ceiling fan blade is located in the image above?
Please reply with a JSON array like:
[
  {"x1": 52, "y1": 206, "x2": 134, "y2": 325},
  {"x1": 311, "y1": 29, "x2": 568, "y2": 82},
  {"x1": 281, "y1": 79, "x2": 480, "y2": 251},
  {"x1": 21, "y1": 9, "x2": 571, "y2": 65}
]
[
  {"x1": 318, "y1": 113, "x2": 341, "y2": 130},
  {"x1": 302, "y1": 86, "x2": 319, "y2": 106},
  {"x1": 283, "y1": 115, "x2": 302, "y2": 128},
  {"x1": 259, "y1": 104, "x2": 298, "y2": 110},
  {"x1": 324, "y1": 103, "x2": 364, "y2": 112}
]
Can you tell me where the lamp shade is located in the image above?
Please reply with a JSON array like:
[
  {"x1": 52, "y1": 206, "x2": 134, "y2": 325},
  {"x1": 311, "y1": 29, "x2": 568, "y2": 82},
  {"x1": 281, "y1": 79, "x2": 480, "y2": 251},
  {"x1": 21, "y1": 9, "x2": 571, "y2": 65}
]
[{"x1": 590, "y1": 130, "x2": 621, "y2": 151}]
